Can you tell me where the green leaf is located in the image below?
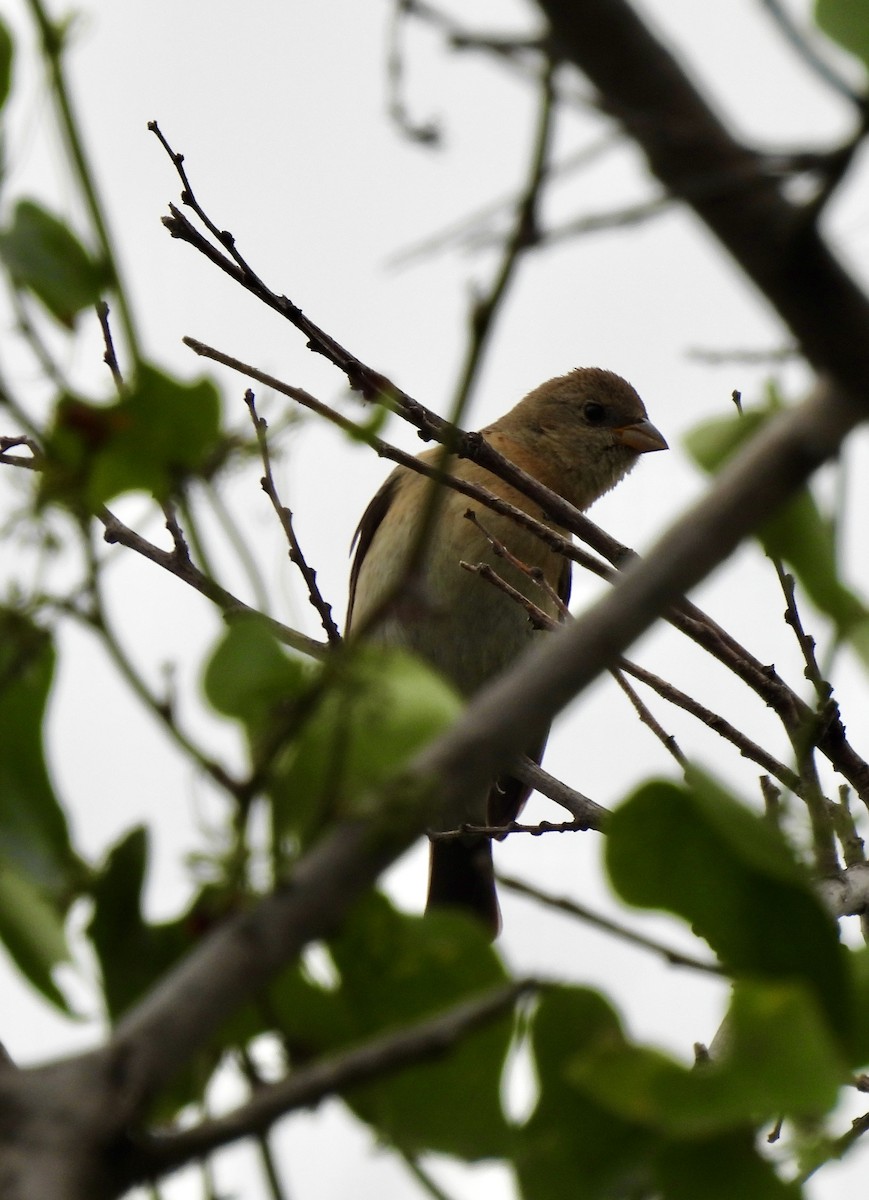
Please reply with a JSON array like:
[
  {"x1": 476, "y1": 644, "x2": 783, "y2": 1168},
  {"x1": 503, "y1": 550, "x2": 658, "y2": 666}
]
[
  {"x1": 88, "y1": 828, "x2": 261, "y2": 1119},
  {"x1": 685, "y1": 402, "x2": 869, "y2": 661},
  {"x1": 88, "y1": 827, "x2": 191, "y2": 1021},
  {"x1": 0, "y1": 609, "x2": 79, "y2": 895},
  {"x1": 606, "y1": 773, "x2": 852, "y2": 1047},
  {"x1": 684, "y1": 408, "x2": 769, "y2": 472},
  {"x1": 845, "y1": 945, "x2": 869, "y2": 1067},
  {"x1": 0, "y1": 18, "x2": 13, "y2": 113},
  {"x1": 654, "y1": 1131, "x2": 801, "y2": 1200},
  {"x1": 0, "y1": 200, "x2": 109, "y2": 326},
  {"x1": 762, "y1": 490, "x2": 866, "y2": 634},
  {"x1": 519, "y1": 986, "x2": 816, "y2": 1200},
  {"x1": 204, "y1": 617, "x2": 310, "y2": 729},
  {"x1": 268, "y1": 893, "x2": 512, "y2": 1159},
  {"x1": 517, "y1": 987, "x2": 656, "y2": 1200},
  {"x1": 42, "y1": 363, "x2": 223, "y2": 508},
  {"x1": 570, "y1": 980, "x2": 841, "y2": 1134},
  {"x1": 816, "y1": 0, "x2": 869, "y2": 71},
  {"x1": 0, "y1": 861, "x2": 70, "y2": 1011},
  {"x1": 274, "y1": 644, "x2": 462, "y2": 842}
]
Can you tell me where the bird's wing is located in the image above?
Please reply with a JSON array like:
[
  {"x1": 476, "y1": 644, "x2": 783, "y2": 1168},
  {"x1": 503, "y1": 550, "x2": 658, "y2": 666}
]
[{"x1": 346, "y1": 471, "x2": 401, "y2": 629}]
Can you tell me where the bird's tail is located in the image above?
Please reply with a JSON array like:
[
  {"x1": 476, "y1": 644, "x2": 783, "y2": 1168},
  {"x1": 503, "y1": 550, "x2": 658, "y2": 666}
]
[{"x1": 426, "y1": 835, "x2": 500, "y2": 938}]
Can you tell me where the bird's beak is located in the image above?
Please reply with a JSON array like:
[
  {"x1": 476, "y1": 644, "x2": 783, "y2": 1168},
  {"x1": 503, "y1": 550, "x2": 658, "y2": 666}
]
[{"x1": 612, "y1": 418, "x2": 668, "y2": 454}]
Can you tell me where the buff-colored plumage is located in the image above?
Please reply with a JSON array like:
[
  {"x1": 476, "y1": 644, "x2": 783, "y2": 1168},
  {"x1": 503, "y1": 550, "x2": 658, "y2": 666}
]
[{"x1": 347, "y1": 367, "x2": 666, "y2": 934}]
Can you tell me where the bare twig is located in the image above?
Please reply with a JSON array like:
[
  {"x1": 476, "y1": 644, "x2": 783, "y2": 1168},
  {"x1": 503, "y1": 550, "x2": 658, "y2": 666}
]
[
  {"x1": 798, "y1": 1111, "x2": 869, "y2": 1184},
  {"x1": 611, "y1": 667, "x2": 686, "y2": 766},
  {"x1": 0, "y1": 436, "x2": 42, "y2": 470},
  {"x1": 832, "y1": 786, "x2": 866, "y2": 869},
  {"x1": 616, "y1": 658, "x2": 804, "y2": 797},
  {"x1": 98, "y1": 506, "x2": 325, "y2": 658},
  {"x1": 235, "y1": 1049, "x2": 292, "y2": 1200},
  {"x1": 201, "y1": 478, "x2": 273, "y2": 617},
  {"x1": 430, "y1": 818, "x2": 594, "y2": 838},
  {"x1": 74, "y1": 534, "x2": 245, "y2": 804},
  {"x1": 511, "y1": 757, "x2": 609, "y2": 830},
  {"x1": 245, "y1": 390, "x2": 341, "y2": 645},
  {"x1": 774, "y1": 563, "x2": 832, "y2": 704},
  {"x1": 760, "y1": 775, "x2": 784, "y2": 830},
  {"x1": 460, "y1": 560, "x2": 556, "y2": 631},
  {"x1": 386, "y1": 135, "x2": 619, "y2": 268},
  {"x1": 770, "y1": 562, "x2": 842, "y2": 874},
  {"x1": 686, "y1": 344, "x2": 800, "y2": 365},
  {"x1": 97, "y1": 301, "x2": 125, "y2": 393},
  {"x1": 386, "y1": 0, "x2": 441, "y2": 145},
  {"x1": 534, "y1": 193, "x2": 673, "y2": 247},
  {"x1": 9, "y1": 287, "x2": 69, "y2": 392},
  {"x1": 450, "y1": 56, "x2": 556, "y2": 411},
  {"x1": 464, "y1": 507, "x2": 571, "y2": 618},
  {"x1": 498, "y1": 874, "x2": 724, "y2": 975}
]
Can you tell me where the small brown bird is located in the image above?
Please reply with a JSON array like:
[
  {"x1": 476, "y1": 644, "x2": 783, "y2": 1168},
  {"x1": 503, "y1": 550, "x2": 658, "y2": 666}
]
[{"x1": 346, "y1": 367, "x2": 666, "y2": 934}]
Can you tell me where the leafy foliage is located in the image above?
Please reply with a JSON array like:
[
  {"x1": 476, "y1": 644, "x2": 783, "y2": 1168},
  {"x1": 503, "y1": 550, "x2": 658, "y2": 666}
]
[
  {"x1": 0, "y1": 200, "x2": 110, "y2": 327},
  {"x1": 816, "y1": 0, "x2": 869, "y2": 70},
  {"x1": 41, "y1": 364, "x2": 223, "y2": 508}
]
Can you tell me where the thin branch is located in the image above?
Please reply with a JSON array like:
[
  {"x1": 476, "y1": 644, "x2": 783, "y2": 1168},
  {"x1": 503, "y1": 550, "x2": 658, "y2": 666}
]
[
  {"x1": 611, "y1": 666, "x2": 686, "y2": 766},
  {"x1": 532, "y1": 192, "x2": 673, "y2": 247},
  {"x1": 431, "y1": 818, "x2": 595, "y2": 838},
  {"x1": 98, "y1": 506, "x2": 325, "y2": 658},
  {"x1": 201, "y1": 478, "x2": 272, "y2": 617},
  {"x1": 686, "y1": 343, "x2": 800, "y2": 365},
  {"x1": 449, "y1": 56, "x2": 556, "y2": 411},
  {"x1": 386, "y1": 134, "x2": 619, "y2": 268},
  {"x1": 774, "y1": 562, "x2": 832, "y2": 704},
  {"x1": 76, "y1": 534, "x2": 245, "y2": 803},
  {"x1": 464, "y1": 507, "x2": 572, "y2": 618},
  {"x1": 386, "y1": 0, "x2": 442, "y2": 145},
  {"x1": 498, "y1": 874, "x2": 724, "y2": 975},
  {"x1": 615, "y1": 658, "x2": 805, "y2": 797},
  {"x1": 381, "y1": 56, "x2": 559, "y2": 625},
  {"x1": 832, "y1": 786, "x2": 866, "y2": 870},
  {"x1": 798, "y1": 1111, "x2": 869, "y2": 1184},
  {"x1": 771, "y1": 562, "x2": 841, "y2": 874},
  {"x1": 235, "y1": 1049, "x2": 293, "y2": 1200},
  {"x1": 97, "y1": 301, "x2": 125, "y2": 394},
  {"x1": 460, "y1": 560, "x2": 556, "y2": 630},
  {"x1": 0, "y1": 436, "x2": 42, "y2": 470},
  {"x1": 511, "y1": 757, "x2": 610, "y2": 830},
  {"x1": 245, "y1": 390, "x2": 341, "y2": 645},
  {"x1": 761, "y1": 775, "x2": 784, "y2": 831},
  {"x1": 127, "y1": 980, "x2": 535, "y2": 1181},
  {"x1": 9, "y1": 286, "x2": 69, "y2": 392}
]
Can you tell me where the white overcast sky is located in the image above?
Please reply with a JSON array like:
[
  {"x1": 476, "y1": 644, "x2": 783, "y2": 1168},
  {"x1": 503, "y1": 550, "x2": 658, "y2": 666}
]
[{"x1": 3, "y1": 1, "x2": 869, "y2": 1197}]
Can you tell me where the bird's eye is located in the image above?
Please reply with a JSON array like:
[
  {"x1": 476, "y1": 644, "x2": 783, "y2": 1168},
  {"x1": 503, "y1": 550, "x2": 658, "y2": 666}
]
[{"x1": 583, "y1": 401, "x2": 606, "y2": 425}]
